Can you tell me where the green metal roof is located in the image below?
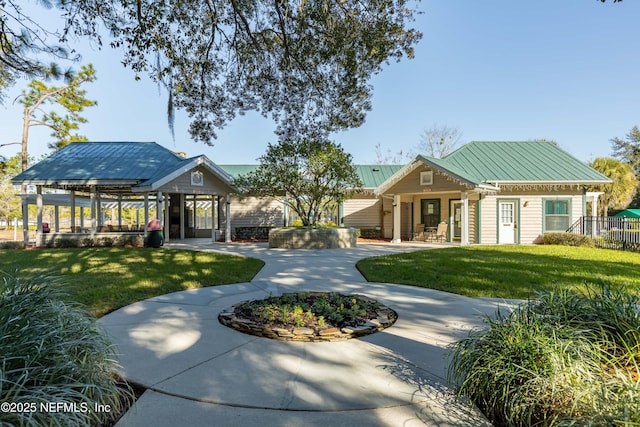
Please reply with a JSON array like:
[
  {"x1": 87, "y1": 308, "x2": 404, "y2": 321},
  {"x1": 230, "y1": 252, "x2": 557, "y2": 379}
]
[
  {"x1": 218, "y1": 165, "x2": 259, "y2": 179},
  {"x1": 218, "y1": 164, "x2": 402, "y2": 188},
  {"x1": 355, "y1": 165, "x2": 403, "y2": 188},
  {"x1": 439, "y1": 141, "x2": 610, "y2": 184},
  {"x1": 12, "y1": 141, "x2": 236, "y2": 193},
  {"x1": 12, "y1": 141, "x2": 187, "y2": 184}
]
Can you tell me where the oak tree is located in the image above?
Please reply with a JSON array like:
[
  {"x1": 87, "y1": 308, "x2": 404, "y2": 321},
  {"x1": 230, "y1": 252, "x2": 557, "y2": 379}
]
[
  {"x1": 237, "y1": 139, "x2": 362, "y2": 226},
  {"x1": 1, "y1": 0, "x2": 422, "y2": 143}
]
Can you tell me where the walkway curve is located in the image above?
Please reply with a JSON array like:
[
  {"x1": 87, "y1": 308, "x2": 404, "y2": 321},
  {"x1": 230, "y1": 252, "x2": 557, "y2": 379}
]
[{"x1": 101, "y1": 240, "x2": 506, "y2": 426}]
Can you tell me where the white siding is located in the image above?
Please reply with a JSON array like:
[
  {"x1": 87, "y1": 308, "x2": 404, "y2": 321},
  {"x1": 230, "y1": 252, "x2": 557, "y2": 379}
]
[
  {"x1": 480, "y1": 190, "x2": 584, "y2": 244},
  {"x1": 343, "y1": 197, "x2": 381, "y2": 228},
  {"x1": 231, "y1": 197, "x2": 284, "y2": 227}
]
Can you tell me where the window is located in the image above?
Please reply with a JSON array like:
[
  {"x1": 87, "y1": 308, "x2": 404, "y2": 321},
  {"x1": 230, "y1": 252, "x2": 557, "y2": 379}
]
[
  {"x1": 544, "y1": 199, "x2": 570, "y2": 231},
  {"x1": 191, "y1": 171, "x2": 204, "y2": 186},
  {"x1": 421, "y1": 199, "x2": 440, "y2": 228},
  {"x1": 420, "y1": 171, "x2": 433, "y2": 186}
]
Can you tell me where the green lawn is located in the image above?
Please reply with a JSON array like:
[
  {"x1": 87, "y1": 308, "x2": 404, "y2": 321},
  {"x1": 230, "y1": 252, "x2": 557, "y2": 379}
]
[
  {"x1": 356, "y1": 245, "x2": 640, "y2": 299},
  {"x1": 0, "y1": 248, "x2": 264, "y2": 317}
]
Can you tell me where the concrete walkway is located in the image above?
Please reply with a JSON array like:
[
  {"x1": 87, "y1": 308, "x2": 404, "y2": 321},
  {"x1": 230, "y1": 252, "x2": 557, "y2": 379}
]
[{"x1": 101, "y1": 240, "x2": 510, "y2": 426}]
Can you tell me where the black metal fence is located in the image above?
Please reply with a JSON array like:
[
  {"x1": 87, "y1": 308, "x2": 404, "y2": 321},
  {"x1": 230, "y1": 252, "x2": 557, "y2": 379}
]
[{"x1": 567, "y1": 216, "x2": 640, "y2": 252}]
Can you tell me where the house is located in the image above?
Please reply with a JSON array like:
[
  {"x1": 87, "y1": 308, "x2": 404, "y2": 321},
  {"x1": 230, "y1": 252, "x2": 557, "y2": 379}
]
[
  {"x1": 13, "y1": 140, "x2": 610, "y2": 246},
  {"x1": 350, "y1": 141, "x2": 610, "y2": 244}
]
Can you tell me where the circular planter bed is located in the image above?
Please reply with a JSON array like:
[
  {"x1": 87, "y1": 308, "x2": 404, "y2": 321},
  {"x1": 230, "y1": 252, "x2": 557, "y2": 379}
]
[
  {"x1": 268, "y1": 227, "x2": 357, "y2": 249},
  {"x1": 218, "y1": 292, "x2": 397, "y2": 342}
]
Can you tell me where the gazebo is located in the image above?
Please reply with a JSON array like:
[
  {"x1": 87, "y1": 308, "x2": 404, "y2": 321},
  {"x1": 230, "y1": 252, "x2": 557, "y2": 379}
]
[{"x1": 12, "y1": 141, "x2": 237, "y2": 247}]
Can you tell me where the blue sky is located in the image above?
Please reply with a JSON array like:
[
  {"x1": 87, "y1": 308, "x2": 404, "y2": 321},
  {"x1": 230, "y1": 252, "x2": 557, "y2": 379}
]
[{"x1": 1, "y1": 0, "x2": 638, "y2": 165}]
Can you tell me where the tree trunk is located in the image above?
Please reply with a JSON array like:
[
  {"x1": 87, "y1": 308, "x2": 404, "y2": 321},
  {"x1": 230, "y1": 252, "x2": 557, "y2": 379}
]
[{"x1": 21, "y1": 108, "x2": 29, "y2": 194}]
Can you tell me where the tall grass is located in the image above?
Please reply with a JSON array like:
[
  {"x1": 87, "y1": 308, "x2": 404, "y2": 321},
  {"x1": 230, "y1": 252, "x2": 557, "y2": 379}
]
[
  {"x1": 449, "y1": 282, "x2": 640, "y2": 426},
  {"x1": 0, "y1": 271, "x2": 132, "y2": 427}
]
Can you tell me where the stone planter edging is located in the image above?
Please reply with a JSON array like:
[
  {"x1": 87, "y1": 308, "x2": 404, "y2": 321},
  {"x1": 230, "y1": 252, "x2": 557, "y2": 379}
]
[
  {"x1": 218, "y1": 295, "x2": 397, "y2": 342},
  {"x1": 268, "y1": 227, "x2": 357, "y2": 249}
]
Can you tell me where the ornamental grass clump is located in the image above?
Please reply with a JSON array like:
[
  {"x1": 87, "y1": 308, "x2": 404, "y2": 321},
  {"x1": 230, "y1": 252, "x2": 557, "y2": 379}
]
[
  {"x1": 449, "y1": 282, "x2": 640, "y2": 427},
  {"x1": 0, "y1": 271, "x2": 132, "y2": 427}
]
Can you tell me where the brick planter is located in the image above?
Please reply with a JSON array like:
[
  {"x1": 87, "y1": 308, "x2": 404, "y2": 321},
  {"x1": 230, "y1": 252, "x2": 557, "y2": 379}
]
[{"x1": 268, "y1": 227, "x2": 357, "y2": 249}]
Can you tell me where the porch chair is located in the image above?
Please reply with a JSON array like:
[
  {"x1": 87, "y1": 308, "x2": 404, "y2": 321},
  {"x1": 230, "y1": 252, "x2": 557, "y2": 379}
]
[
  {"x1": 433, "y1": 221, "x2": 448, "y2": 243},
  {"x1": 412, "y1": 224, "x2": 426, "y2": 241}
]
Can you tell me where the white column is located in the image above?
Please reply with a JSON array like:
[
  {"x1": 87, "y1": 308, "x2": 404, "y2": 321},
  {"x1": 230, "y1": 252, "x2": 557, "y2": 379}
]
[
  {"x1": 461, "y1": 192, "x2": 469, "y2": 246},
  {"x1": 36, "y1": 186, "x2": 43, "y2": 247},
  {"x1": 90, "y1": 187, "x2": 97, "y2": 236},
  {"x1": 54, "y1": 205, "x2": 60, "y2": 232},
  {"x1": 210, "y1": 196, "x2": 216, "y2": 243},
  {"x1": 70, "y1": 192, "x2": 76, "y2": 232},
  {"x1": 118, "y1": 195, "x2": 123, "y2": 229},
  {"x1": 392, "y1": 194, "x2": 401, "y2": 243},
  {"x1": 179, "y1": 193, "x2": 185, "y2": 240},
  {"x1": 97, "y1": 193, "x2": 102, "y2": 228},
  {"x1": 592, "y1": 193, "x2": 600, "y2": 238},
  {"x1": 225, "y1": 194, "x2": 232, "y2": 242},
  {"x1": 156, "y1": 192, "x2": 162, "y2": 219},
  {"x1": 22, "y1": 196, "x2": 29, "y2": 244},
  {"x1": 160, "y1": 192, "x2": 170, "y2": 243}
]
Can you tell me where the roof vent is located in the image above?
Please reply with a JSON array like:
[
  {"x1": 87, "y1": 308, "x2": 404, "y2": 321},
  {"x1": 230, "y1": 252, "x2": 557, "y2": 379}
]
[{"x1": 372, "y1": 168, "x2": 380, "y2": 172}]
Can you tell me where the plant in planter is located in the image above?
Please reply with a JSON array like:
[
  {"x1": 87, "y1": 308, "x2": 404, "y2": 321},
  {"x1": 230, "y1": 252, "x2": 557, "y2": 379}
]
[{"x1": 219, "y1": 292, "x2": 397, "y2": 342}]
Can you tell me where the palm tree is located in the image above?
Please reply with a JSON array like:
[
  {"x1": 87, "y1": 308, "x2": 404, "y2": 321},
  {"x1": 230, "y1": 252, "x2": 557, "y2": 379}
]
[{"x1": 590, "y1": 157, "x2": 637, "y2": 216}]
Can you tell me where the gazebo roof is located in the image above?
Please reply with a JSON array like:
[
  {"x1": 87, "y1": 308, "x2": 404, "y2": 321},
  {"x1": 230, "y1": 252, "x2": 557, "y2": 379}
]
[{"x1": 12, "y1": 141, "x2": 236, "y2": 194}]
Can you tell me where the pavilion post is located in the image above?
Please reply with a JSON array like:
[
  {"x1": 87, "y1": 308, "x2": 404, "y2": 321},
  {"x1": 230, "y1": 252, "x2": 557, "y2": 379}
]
[
  {"x1": 180, "y1": 193, "x2": 185, "y2": 240},
  {"x1": 70, "y1": 191, "x2": 76, "y2": 232},
  {"x1": 144, "y1": 193, "x2": 149, "y2": 233},
  {"x1": 36, "y1": 186, "x2": 43, "y2": 247},
  {"x1": 225, "y1": 194, "x2": 232, "y2": 242},
  {"x1": 21, "y1": 196, "x2": 29, "y2": 244},
  {"x1": 90, "y1": 186, "x2": 97, "y2": 236}
]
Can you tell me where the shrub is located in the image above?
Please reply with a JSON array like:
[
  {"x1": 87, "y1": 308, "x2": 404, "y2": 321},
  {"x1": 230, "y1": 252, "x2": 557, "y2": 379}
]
[
  {"x1": 117, "y1": 234, "x2": 144, "y2": 248},
  {"x1": 0, "y1": 241, "x2": 25, "y2": 250},
  {"x1": 80, "y1": 237, "x2": 95, "y2": 248},
  {"x1": 234, "y1": 226, "x2": 271, "y2": 240},
  {"x1": 542, "y1": 232, "x2": 595, "y2": 247},
  {"x1": 54, "y1": 238, "x2": 81, "y2": 248},
  {"x1": 0, "y1": 271, "x2": 133, "y2": 427},
  {"x1": 358, "y1": 228, "x2": 382, "y2": 239},
  {"x1": 98, "y1": 237, "x2": 114, "y2": 247},
  {"x1": 449, "y1": 283, "x2": 640, "y2": 426}
]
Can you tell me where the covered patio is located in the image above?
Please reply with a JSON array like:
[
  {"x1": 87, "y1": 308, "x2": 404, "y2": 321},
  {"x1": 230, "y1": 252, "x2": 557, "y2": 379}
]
[{"x1": 12, "y1": 142, "x2": 237, "y2": 247}]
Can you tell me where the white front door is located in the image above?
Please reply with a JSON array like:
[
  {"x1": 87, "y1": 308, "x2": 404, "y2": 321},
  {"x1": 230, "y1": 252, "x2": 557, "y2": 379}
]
[{"x1": 498, "y1": 201, "x2": 516, "y2": 244}]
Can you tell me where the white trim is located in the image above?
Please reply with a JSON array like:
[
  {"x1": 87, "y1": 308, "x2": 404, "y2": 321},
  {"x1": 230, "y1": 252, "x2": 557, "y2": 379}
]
[
  {"x1": 132, "y1": 156, "x2": 237, "y2": 193},
  {"x1": 392, "y1": 195, "x2": 402, "y2": 243},
  {"x1": 191, "y1": 171, "x2": 204, "y2": 186},
  {"x1": 420, "y1": 171, "x2": 433, "y2": 186},
  {"x1": 461, "y1": 192, "x2": 469, "y2": 245}
]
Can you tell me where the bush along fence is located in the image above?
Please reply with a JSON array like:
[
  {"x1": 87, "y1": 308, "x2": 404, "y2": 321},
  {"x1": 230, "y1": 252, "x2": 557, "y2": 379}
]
[{"x1": 566, "y1": 216, "x2": 640, "y2": 252}]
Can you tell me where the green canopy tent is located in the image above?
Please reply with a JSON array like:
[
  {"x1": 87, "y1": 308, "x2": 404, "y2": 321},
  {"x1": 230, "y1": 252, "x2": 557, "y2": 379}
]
[{"x1": 614, "y1": 209, "x2": 640, "y2": 218}]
